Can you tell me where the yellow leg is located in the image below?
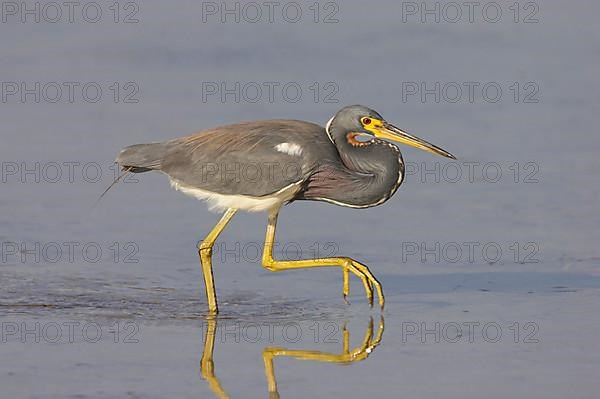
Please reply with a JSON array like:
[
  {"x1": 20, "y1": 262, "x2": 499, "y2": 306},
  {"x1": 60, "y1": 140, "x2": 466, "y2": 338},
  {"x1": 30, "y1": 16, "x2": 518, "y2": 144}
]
[
  {"x1": 200, "y1": 318, "x2": 230, "y2": 399},
  {"x1": 343, "y1": 268, "x2": 350, "y2": 302},
  {"x1": 198, "y1": 208, "x2": 237, "y2": 314},
  {"x1": 263, "y1": 317, "x2": 384, "y2": 397},
  {"x1": 261, "y1": 207, "x2": 384, "y2": 308}
]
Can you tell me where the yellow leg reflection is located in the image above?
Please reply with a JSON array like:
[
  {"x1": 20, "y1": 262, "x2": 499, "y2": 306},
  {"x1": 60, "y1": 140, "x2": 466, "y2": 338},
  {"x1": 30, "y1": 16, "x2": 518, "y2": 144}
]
[
  {"x1": 200, "y1": 317, "x2": 384, "y2": 399},
  {"x1": 200, "y1": 317, "x2": 229, "y2": 399},
  {"x1": 262, "y1": 317, "x2": 384, "y2": 398}
]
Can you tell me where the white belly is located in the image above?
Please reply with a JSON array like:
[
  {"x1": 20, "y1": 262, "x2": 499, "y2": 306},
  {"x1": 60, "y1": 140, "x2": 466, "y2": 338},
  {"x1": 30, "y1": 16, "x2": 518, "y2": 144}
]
[{"x1": 169, "y1": 178, "x2": 303, "y2": 212}]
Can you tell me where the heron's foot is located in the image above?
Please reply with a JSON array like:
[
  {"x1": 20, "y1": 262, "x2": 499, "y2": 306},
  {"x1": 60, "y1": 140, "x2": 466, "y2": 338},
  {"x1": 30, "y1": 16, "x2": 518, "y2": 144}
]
[
  {"x1": 342, "y1": 259, "x2": 384, "y2": 309},
  {"x1": 261, "y1": 256, "x2": 380, "y2": 308},
  {"x1": 339, "y1": 258, "x2": 374, "y2": 306},
  {"x1": 343, "y1": 268, "x2": 350, "y2": 303}
]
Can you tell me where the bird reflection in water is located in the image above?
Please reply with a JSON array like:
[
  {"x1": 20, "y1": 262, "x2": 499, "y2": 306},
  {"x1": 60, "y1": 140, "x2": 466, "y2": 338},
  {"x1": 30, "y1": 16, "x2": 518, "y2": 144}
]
[{"x1": 200, "y1": 316, "x2": 385, "y2": 398}]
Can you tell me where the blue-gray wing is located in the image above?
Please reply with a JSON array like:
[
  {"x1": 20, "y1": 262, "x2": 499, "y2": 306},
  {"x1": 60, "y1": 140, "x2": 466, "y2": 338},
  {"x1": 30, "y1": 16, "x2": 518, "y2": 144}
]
[{"x1": 158, "y1": 120, "x2": 336, "y2": 197}]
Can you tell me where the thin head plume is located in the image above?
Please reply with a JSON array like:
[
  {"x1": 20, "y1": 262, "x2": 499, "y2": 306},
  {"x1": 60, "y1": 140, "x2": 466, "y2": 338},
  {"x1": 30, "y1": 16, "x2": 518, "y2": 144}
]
[{"x1": 93, "y1": 166, "x2": 132, "y2": 209}]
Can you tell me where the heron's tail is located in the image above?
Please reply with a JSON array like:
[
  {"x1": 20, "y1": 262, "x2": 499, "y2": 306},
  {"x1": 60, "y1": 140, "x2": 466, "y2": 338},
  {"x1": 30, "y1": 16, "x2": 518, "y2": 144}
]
[
  {"x1": 94, "y1": 142, "x2": 168, "y2": 207},
  {"x1": 115, "y1": 142, "x2": 168, "y2": 173}
]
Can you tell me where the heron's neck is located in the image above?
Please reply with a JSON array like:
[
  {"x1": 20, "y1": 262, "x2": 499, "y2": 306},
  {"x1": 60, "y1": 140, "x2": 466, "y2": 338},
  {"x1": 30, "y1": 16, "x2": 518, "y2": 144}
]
[{"x1": 331, "y1": 130, "x2": 405, "y2": 208}]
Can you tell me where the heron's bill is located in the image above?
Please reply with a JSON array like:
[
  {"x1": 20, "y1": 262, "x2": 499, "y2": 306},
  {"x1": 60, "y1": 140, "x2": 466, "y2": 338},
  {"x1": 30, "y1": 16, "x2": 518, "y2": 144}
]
[{"x1": 370, "y1": 121, "x2": 456, "y2": 159}]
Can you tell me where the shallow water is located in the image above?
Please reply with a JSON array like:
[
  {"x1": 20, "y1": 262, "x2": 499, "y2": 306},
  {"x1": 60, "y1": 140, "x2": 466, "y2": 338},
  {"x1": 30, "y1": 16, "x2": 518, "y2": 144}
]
[{"x1": 1, "y1": 0, "x2": 599, "y2": 398}]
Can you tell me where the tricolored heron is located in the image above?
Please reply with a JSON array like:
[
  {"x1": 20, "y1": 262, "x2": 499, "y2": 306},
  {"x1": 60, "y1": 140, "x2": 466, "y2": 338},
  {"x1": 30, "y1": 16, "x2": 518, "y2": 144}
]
[{"x1": 113, "y1": 105, "x2": 455, "y2": 314}]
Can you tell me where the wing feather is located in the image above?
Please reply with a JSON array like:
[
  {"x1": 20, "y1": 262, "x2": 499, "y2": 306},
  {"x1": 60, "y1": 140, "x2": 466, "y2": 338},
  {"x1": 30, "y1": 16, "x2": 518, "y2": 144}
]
[{"x1": 159, "y1": 120, "x2": 334, "y2": 197}]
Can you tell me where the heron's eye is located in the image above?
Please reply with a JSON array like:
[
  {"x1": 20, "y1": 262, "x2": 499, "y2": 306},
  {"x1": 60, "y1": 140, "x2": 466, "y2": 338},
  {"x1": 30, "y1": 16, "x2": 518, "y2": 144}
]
[{"x1": 362, "y1": 117, "x2": 372, "y2": 125}]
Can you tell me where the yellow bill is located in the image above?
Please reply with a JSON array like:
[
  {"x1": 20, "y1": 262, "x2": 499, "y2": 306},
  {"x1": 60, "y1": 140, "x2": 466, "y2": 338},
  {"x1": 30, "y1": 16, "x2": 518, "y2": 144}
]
[{"x1": 363, "y1": 117, "x2": 456, "y2": 159}]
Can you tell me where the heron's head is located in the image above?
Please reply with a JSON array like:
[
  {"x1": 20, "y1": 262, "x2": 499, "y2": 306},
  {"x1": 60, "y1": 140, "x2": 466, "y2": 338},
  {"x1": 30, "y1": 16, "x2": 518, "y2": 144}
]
[{"x1": 327, "y1": 105, "x2": 456, "y2": 159}]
